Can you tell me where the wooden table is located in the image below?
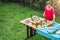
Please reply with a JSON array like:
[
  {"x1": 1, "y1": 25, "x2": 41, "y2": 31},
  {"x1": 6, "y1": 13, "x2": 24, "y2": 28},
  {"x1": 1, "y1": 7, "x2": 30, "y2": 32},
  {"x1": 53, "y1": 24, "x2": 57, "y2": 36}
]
[
  {"x1": 20, "y1": 18, "x2": 37, "y2": 40},
  {"x1": 20, "y1": 17, "x2": 45, "y2": 40}
]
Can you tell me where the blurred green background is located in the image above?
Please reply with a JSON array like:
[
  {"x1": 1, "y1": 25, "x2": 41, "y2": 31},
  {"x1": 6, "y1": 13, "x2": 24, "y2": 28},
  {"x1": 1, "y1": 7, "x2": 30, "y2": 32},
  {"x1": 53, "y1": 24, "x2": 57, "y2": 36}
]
[{"x1": 0, "y1": 1, "x2": 60, "y2": 40}]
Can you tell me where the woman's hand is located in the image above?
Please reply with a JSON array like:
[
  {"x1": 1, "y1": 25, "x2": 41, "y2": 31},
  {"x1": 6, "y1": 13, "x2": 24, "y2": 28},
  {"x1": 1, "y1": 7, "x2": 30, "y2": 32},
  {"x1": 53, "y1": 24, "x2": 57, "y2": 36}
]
[
  {"x1": 43, "y1": 12, "x2": 45, "y2": 17},
  {"x1": 54, "y1": 14, "x2": 55, "y2": 18},
  {"x1": 53, "y1": 14, "x2": 55, "y2": 21}
]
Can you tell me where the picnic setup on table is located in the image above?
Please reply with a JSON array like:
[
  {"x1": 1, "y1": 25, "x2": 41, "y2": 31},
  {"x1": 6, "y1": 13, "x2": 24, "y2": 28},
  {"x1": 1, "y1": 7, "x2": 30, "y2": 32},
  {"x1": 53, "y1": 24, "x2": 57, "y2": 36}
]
[{"x1": 20, "y1": 16, "x2": 60, "y2": 40}]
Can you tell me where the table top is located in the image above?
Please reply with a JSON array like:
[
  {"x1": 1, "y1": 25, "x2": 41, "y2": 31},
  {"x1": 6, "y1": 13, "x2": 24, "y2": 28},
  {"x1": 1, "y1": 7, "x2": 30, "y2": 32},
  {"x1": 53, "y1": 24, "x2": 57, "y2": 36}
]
[
  {"x1": 20, "y1": 18, "x2": 36, "y2": 29},
  {"x1": 20, "y1": 17, "x2": 45, "y2": 29}
]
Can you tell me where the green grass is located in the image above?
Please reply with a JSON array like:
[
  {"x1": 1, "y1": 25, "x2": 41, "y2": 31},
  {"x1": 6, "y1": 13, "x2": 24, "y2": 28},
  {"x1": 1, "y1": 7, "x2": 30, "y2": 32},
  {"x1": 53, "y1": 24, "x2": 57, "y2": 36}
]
[{"x1": 0, "y1": 2, "x2": 60, "y2": 40}]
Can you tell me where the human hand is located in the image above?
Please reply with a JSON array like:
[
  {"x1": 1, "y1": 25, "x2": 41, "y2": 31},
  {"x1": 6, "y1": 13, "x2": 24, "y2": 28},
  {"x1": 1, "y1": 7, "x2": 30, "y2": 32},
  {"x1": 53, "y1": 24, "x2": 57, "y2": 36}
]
[{"x1": 43, "y1": 12, "x2": 45, "y2": 17}]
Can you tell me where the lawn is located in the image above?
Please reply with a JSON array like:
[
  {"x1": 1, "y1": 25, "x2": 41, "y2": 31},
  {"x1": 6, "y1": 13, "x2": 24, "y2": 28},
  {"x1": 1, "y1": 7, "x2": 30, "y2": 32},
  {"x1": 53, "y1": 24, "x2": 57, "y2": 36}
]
[{"x1": 0, "y1": 2, "x2": 60, "y2": 40}]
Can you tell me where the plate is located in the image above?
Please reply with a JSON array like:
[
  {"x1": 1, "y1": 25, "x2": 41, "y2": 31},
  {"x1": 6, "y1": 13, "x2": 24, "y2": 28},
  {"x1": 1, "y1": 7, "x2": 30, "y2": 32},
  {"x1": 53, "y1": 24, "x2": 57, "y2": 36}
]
[
  {"x1": 46, "y1": 26, "x2": 56, "y2": 33},
  {"x1": 48, "y1": 26, "x2": 55, "y2": 30},
  {"x1": 56, "y1": 30, "x2": 60, "y2": 34}
]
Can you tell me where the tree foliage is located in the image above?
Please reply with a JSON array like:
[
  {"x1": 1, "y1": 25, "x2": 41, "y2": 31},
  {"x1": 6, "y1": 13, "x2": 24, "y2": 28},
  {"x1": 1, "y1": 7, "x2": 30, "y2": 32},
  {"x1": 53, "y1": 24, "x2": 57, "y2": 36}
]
[{"x1": 0, "y1": 0, "x2": 48, "y2": 10}]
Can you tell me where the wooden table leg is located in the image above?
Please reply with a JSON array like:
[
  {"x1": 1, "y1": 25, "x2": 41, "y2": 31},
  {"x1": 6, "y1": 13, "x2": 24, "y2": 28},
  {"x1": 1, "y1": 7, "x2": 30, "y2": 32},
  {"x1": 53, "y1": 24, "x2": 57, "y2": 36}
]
[
  {"x1": 30, "y1": 27, "x2": 36, "y2": 37},
  {"x1": 30, "y1": 27, "x2": 33, "y2": 37},
  {"x1": 25, "y1": 26, "x2": 36, "y2": 40},
  {"x1": 25, "y1": 26, "x2": 29, "y2": 40},
  {"x1": 34, "y1": 29, "x2": 36, "y2": 35}
]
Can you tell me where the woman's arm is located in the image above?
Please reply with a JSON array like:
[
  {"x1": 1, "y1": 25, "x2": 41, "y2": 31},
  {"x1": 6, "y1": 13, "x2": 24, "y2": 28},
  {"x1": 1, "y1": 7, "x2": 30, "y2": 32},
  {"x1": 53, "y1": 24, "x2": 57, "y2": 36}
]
[
  {"x1": 43, "y1": 6, "x2": 46, "y2": 17},
  {"x1": 53, "y1": 7, "x2": 55, "y2": 21},
  {"x1": 54, "y1": 14, "x2": 55, "y2": 18},
  {"x1": 43, "y1": 12, "x2": 45, "y2": 17}
]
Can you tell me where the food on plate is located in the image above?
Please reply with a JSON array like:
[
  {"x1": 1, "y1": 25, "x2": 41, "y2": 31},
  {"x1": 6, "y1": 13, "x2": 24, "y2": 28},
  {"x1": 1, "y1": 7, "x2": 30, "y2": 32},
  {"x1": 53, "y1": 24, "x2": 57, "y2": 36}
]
[
  {"x1": 32, "y1": 16, "x2": 39, "y2": 22},
  {"x1": 31, "y1": 21, "x2": 36, "y2": 25},
  {"x1": 31, "y1": 16, "x2": 41, "y2": 27},
  {"x1": 25, "y1": 20, "x2": 30, "y2": 24}
]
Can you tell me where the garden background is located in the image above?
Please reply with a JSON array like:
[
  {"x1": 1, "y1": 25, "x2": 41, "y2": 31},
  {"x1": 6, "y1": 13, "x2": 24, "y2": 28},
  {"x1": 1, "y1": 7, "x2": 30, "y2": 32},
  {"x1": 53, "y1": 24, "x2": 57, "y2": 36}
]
[{"x1": 0, "y1": 0, "x2": 60, "y2": 40}]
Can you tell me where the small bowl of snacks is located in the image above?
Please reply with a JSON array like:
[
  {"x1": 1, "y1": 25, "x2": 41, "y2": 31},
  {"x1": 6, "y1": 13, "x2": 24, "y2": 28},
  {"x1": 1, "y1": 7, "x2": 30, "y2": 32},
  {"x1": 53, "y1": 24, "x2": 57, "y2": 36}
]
[{"x1": 31, "y1": 16, "x2": 40, "y2": 28}]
